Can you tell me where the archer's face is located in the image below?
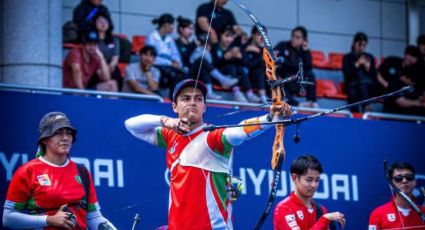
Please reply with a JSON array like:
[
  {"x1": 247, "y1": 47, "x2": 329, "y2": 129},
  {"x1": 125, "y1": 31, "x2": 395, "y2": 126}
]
[
  {"x1": 292, "y1": 169, "x2": 321, "y2": 198},
  {"x1": 172, "y1": 87, "x2": 206, "y2": 124},
  {"x1": 392, "y1": 168, "x2": 416, "y2": 195},
  {"x1": 43, "y1": 128, "x2": 73, "y2": 156}
]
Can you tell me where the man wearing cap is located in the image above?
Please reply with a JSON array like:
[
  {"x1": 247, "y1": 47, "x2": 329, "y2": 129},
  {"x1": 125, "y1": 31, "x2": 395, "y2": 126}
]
[
  {"x1": 125, "y1": 79, "x2": 291, "y2": 230},
  {"x1": 63, "y1": 30, "x2": 118, "y2": 92},
  {"x1": 3, "y1": 112, "x2": 116, "y2": 230}
]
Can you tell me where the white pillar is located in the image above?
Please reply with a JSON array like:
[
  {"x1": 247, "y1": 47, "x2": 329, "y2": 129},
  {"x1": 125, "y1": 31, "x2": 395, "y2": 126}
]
[
  {"x1": 0, "y1": 0, "x2": 62, "y2": 87},
  {"x1": 407, "y1": 0, "x2": 420, "y2": 45}
]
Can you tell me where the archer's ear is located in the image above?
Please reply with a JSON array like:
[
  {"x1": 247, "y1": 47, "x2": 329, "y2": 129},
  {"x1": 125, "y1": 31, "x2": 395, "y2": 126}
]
[
  {"x1": 172, "y1": 102, "x2": 178, "y2": 114},
  {"x1": 291, "y1": 173, "x2": 298, "y2": 182}
]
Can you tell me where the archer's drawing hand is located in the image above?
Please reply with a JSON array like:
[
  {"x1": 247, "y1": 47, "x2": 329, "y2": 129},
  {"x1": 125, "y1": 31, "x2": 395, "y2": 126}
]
[{"x1": 161, "y1": 117, "x2": 191, "y2": 134}]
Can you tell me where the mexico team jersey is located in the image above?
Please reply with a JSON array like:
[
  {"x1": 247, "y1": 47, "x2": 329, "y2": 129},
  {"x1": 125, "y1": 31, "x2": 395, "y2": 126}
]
[
  {"x1": 273, "y1": 192, "x2": 330, "y2": 230},
  {"x1": 368, "y1": 199, "x2": 425, "y2": 229},
  {"x1": 5, "y1": 157, "x2": 99, "y2": 230},
  {"x1": 157, "y1": 124, "x2": 233, "y2": 230}
]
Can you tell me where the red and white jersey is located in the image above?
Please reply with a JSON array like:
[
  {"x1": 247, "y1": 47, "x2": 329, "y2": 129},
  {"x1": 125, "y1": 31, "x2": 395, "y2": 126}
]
[
  {"x1": 157, "y1": 124, "x2": 233, "y2": 230},
  {"x1": 5, "y1": 157, "x2": 99, "y2": 230},
  {"x1": 368, "y1": 199, "x2": 425, "y2": 230},
  {"x1": 273, "y1": 192, "x2": 330, "y2": 230}
]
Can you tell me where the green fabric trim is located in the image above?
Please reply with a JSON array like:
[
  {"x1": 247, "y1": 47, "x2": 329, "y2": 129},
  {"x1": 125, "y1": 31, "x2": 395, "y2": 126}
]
[
  {"x1": 36, "y1": 148, "x2": 45, "y2": 157},
  {"x1": 156, "y1": 128, "x2": 167, "y2": 148},
  {"x1": 212, "y1": 172, "x2": 228, "y2": 211},
  {"x1": 221, "y1": 135, "x2": 232, "y2": 159},
  {"x1": 88, "y1": 203, "x2": 97, "y2": 212},
  {"x1": 26, "y1": 196, "x2": 36, "y2": 210},
  {"x1": 13, "y1": 201, "x2": 27, "y2": 211}
]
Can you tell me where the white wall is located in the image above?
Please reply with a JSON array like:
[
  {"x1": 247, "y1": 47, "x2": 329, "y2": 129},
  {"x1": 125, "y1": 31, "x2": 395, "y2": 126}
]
[{"x1": 62, "y1": 0, "x2": 410, "y2": 58}]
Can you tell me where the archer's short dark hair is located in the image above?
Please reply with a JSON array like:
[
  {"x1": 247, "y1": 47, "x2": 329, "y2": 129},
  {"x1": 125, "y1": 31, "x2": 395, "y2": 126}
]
[
  {"x1": 291, "y1": 26, "x2": 308, "y2": 40},
  {"x1": 290, "y1": 155, "x2": 323, "y2": 175},
  {"x1": 388, "y1": 162, "x2": 416, "y2": 179}
]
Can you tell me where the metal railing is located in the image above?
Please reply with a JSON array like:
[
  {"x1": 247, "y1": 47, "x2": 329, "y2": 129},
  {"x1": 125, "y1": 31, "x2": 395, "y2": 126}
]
[
  {"x1": 207, "y1": 99, "x2": 353, "y2": 117},
  {"x1": 362, "y1": 112, "x2": 425, "y2": 124},
  {"x1": 0, "y1": 83, "x2": 164, "y2": 102},
  {"x1": 2, "y1": 83, "x2": 424, "y2": 123}
]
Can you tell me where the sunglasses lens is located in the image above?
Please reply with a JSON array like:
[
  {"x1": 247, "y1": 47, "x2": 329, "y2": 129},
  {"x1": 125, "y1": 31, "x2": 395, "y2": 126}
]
[
  {"x1": 393, "y1": 176, "x2": 403, "y2": 183},
  {"x1": 405, "y1": 174, "x2": 415, "y2": 181},
  {"x1": 393, "y1": 174, "x2": 415, "y2": 182}
]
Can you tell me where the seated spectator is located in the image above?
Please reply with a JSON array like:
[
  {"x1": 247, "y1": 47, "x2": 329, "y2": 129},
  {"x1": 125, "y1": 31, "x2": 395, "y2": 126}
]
[
  {"x1": 383, "y1": 46, "x2": 425, "y2": 116},
  {"x1": 88, "y1": 13, "x2": 123, "y2": 90},
  {"x1": 196, "y1": 0, "x2": 243, "y2": 44},
  {"x1": 211, "y1": 25, "x2": 260, "y2": 103},
  {"x1": 274, "y1": 26, "x2": 317, "y2": 107},
  {"x1": 244, "y1": 26, "x2": 269, "y2": 104},
  {"x1": 377, "y1": 46, "x2": 421, "y2": 94},
  {"x1": 73, "y1": 0, "x2": 113, "y2": 42},
  {"x1": 122, "y1": 45, "x2": 160, "y2": 95},
  {"x1": 342, "y1": 32, "x2": 377, "y2": 112},
  {"x1": 176, "y1": 16, "x2": 237, "y2": 99},
  {"x1": 147, "y1": 13, "x2": 187, "y2": 98},
  {"x1": 175, "y1": 16, "x2": 198, "y2": 70},
  {"x1": 63, "y1": 30, "x2": 118, "y2": 92}
]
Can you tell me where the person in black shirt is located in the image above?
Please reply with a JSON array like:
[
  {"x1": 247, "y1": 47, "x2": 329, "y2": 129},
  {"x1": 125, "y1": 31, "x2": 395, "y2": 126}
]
[
  {"x1": 377, "y1": 46, "x2": 421, "y2": 94},
  {"x1": 342, "y1": 32, "x2": 377, "y2": 112},
  {"x1": 211, "y1": 25, "x2": 260, "y2": 103},
  {"x1": 383, "y1": 46, "x2": 425, "y2": 115},
  {"x1": 244, "y1": 26, "x2": 268, "y2": 104},
  {"x1": 73, "y1": 0, "x2": 113, "y2": 41},
  {"x1": 175, "y1": 16, "x2": 230, "y2": 99},
  {"x1": 274, "y1": 26, "x2": 317, "y2": 107},
  {"x1": 196, "y1": 0, "x2": 242, "y2": 44}
]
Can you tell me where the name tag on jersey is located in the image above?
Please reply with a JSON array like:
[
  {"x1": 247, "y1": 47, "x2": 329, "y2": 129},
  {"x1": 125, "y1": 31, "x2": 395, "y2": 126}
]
[{"x1": 37, "y1": 174, "x2": 51, "y2": 186}]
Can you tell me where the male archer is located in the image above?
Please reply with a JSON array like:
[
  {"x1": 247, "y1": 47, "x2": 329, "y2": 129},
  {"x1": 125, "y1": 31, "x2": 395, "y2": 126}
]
[
  {"x1": 125, "y1": 79, "x2": 291, "y2": 229},
  {"x1": 369, "y1": 162, "x2": 425, "y2": 229}
]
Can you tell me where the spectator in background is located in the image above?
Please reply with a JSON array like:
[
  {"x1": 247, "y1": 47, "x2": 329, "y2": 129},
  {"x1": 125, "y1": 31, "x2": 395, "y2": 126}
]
[
  {"x1": 89, "y1": 13, "x2": 122, "y2": 90},
  {"x1": 63, "y1": 31, "x2": 118, "y2": 92},
  {"x1": 383, "y1": 46, "x2": 425, "y2": 116},
  {"x1": 273, "y1": 155, "x2": 345, "y2": 229},
  {"x1": 175, "y1": 16, "x2": 198, "y2": 71},
  {"x1": 196, "y1": 0, "x2": 243, "y2": 44},
  {"x1": 342, "y1": 32, "x2": 377, "y2": 112},
  {"x1": 244, "y1": 26, "x2": 268, "y2": 104},
  {"x1": 211, "y1": 25, "x2": 260, "y2": 103},
  {"x1": 147, "y1": 13, "x2": 187, "y2": 98},
  {"x1": 73, "y1": 0, "x2": 112, "y2": 41},
  {"x1": 175, "y1": 16, "x2": 232, "y2": 99},
  {"x1": 274, "y1": 26, "x2": 317, "y2": 107},
  {"x1": 377, "y1": 46, "x2": 421, "y2": 94},
  {"x1": 369, "y1": 162, "x2": 425, "y2": 229},
  {"x1": 122, "y1": 45, "x2": 160, "y2": 95}
]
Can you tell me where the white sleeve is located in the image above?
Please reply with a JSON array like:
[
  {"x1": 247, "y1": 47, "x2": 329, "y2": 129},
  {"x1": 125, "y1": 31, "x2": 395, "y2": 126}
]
[
  {"x1": 86, "y1": 210, "x2": 117, "y2": 230},
  {"x1": 124, "y1": 114, "x2": 163, "y2": 145},
  {"x1": 223, "y1": 114, "x2": 273, "y2": 147},
  {"x1": 2, "y1": 205, "x2": 48, "y2": 229}
]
